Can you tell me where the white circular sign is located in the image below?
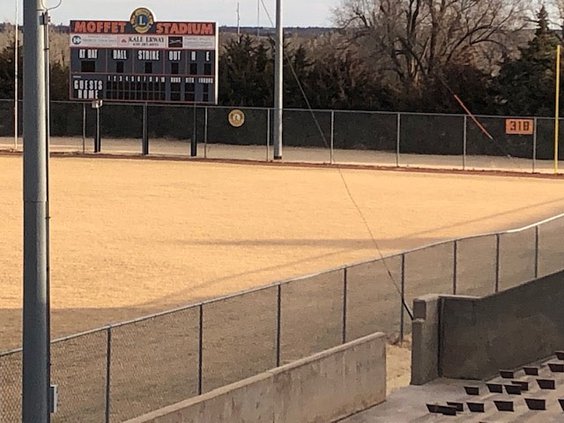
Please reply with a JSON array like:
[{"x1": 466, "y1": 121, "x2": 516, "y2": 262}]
[{"x1": 228, "y1": 110, "x2": 245, "y2": 128}]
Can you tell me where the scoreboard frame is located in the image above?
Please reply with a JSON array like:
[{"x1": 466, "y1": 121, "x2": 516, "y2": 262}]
[{"x1": 69, "y1": 8, "x2": 219, "y2": 105}]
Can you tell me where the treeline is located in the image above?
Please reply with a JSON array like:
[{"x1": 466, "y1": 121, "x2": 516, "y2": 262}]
[
  {"x1": 0, "y1": 4, "x2": 562, "y2": 117},
  {"x1": 219, "y1": 3, "x2": 562, "y2": 117}
]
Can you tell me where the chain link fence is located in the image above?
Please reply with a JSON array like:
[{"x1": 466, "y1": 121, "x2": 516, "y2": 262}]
[
  {"x1": 2, "y1": 213, "x2": 564, "y2": 422},
  {"x1": 3, "y1": 100, "x2": 564, "y2": 173}
]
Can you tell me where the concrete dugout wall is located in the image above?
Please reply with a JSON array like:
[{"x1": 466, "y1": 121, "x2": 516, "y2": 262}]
[
  {"x1": 126, "y1": 332, "x2": 386, "y2": 423},
  {"x1": 411, "y1": 270, "x2": 564, "y2": 383}
]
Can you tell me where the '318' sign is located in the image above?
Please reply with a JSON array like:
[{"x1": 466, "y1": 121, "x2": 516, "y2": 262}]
[{"x1": 505, "y1": 119, "x2": 534, "y2": 135}]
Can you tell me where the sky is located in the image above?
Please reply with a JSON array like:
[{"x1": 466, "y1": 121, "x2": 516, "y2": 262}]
[{"x1": 0, "y1": 0, "x2": 341, "y2": 27}]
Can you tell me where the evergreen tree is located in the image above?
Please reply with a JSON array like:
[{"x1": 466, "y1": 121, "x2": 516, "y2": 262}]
[
  {"x1": 0, "y1": 40, "x2": 21, "y2": 99},
  {"x1": 305, "y1": 49, "x2": 392, "y2": 110},
  {"x1": 283, "y1": 44, "x2": 312, "y2": 108},
  {"x1": 496, "y1": 6, "x2": 561, "y2": 116},
  {"x1": 218, "y1": 35, "x2": 273, "y2": 107},
  {"x1": 49, "y1": 61, "x2": 69, "y2": 101}
]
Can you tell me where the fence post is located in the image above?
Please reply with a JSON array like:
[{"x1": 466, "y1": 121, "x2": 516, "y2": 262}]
[
  {"x1": 330, "y1": 110, "x2": 335, "y2": 165},
  {"x1": 400, "y1": 254, "x2": 405, "y2": 343},
  {"x1": 495, "y1": 234, "x2": 501, "y2": 293},
  {"x1": 396, "y1": 113, "x2": 401, "y2": 167},
  {"x1": 276, "y1": 284, "x2": 282, "y2": 367},
  {"x1": 142, "y1": 103, "x2": 149, "y2": 156},
  {"x1": 198, "y1": 304, "x2": 204, "y2": 395},
  {"x1": 266, "y1": 109, "x2": 271, "y2": 162},
  {"x1": 535, "y1": 225, "x2": 540, "y2": 278},
  {"x1": 204, "y1": 107, "x2": 208, "y2": 159},
  {"x1": 342, "y1": 268, "x2": 348, "y2": 344},
  {"x1": 533, "y1": 116, "x2": 538, "y2": 174},
  {"x1": 453, "y1": 241, "x2": 458, "y2": 295},
  {"x1": 104, "y1": 326, "x2": 112, "y2": 423},
  {"x1": 463, "y1": 115, "x2": 467, "y2": 171}
]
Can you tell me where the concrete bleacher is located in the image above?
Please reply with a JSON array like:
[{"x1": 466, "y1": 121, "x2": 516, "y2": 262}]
[
  {"x1": 343, "y1": 271, "x2": 564, "y2": 422},
  {"x1": 422, "y1": 353, "x2": 564, "y2": 421},
  {"x1": 342, "y1": 354, "x2": 564, "y2": 423}
]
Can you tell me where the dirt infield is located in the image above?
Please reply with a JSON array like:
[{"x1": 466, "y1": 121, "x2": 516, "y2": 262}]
[{"x1": 2, "y1": 155, "x2": 564, "y2": 411}]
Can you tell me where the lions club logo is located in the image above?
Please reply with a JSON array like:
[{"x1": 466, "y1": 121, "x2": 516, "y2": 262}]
[
  {"x1": 130, "y1": 8, "x2": 155, "y2": 34},
  {"x1": 228, "y1": 110, "x2": 246, "y2": 128}
]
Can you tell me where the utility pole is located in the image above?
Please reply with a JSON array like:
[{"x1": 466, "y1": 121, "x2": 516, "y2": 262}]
[
  {"x1": 22, "y1": 0, "x2": 50, "y2": 422},
  {"x1": 273, "y1": 0, "x2": 283, "y2": 160},
  {"x1": 555, "y1": 44, "x2": 561, "y2": 175},
  {"x1": 14, "y1": 0, "x2": 19, "y2": 150},
  {"x1": 237, "y1": 2, "x2": 240, "y2": 36}
]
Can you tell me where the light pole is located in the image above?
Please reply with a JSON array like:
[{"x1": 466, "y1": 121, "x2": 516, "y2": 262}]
[
  {"x1": 257, "y1": 0, "x2": 260, "y2": 36},
  {"x1": 273, "y1": 0, "x2": 283, "y2": 160},
  {"x1": 555, "y1": 45, "x2": 561, "y2": 175},
  {"x1": 22, "y1": 0, "x2": 50, "y2": 421},
  {"x1": 14, "y1": 0, "x2": 19, "y2": 150}
]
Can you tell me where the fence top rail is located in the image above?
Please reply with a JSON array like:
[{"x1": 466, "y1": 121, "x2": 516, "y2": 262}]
[
  {"x1": 391, "y1": 212, "x2": 564, "y2": 257},
  {"x1": 109, "y1": 282, "x2": 286, "y2": 329},
  {"x1": 504, "y1": 212, "x2": 564, "y2": 233},
  {"x1": 98, "y1": 210, "x2": 564, "y2": 326},
  {"x1": 1, "y1": 208, "x2": 563, "y2": 358},
  {"x1": 0, "y1": 324, "x2": 111, "y2": 358},
  {"x1": 0, "y1": 97, "x2": 556, "y2": 120}
]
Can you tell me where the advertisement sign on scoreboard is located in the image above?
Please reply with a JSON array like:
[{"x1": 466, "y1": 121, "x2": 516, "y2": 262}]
[{"x1": 69, "y1": 8, "x2": 218, "y2": 104}]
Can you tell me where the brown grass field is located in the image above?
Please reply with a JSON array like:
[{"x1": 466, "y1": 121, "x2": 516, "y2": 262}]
[{"x1": 3, "y1": 154, "x2": 564, "y2": 420}]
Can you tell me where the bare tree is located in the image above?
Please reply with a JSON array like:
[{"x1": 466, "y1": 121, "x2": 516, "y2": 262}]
[
  {"x1": 333, "y1": 0, "x2": 528, "y2": 89},
  {"x1": 547, "y1": 0, "x2": 564, "y2": 37}
]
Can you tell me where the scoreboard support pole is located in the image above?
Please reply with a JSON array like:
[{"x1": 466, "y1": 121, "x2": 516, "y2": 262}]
[
  {"x1": 191, "y1": 103, "x2": 198, "y2": 157},
  {"x1": 82, "y1": 103, "x2": 86, "y2": 154},
  {"x1": 94, "y1": 106, "x2": 101, "y2": 153},
  {"x1": 142, "y1": 103, "x2": 149, "y2": 156},
  {"x1": 204, "y1": 107, "x2": 209, "y2": 159}
]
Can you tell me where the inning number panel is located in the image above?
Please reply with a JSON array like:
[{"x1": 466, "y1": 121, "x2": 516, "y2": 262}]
[{"x1": 69, "y1": 15, "x2": 218, "y2": 104}]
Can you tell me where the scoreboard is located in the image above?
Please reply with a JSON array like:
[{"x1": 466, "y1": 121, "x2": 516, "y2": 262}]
[{"x1": 69, "y1": 8, "x2": 218, "y2": 104}]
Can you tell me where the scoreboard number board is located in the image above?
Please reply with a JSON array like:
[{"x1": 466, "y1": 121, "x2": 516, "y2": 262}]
[{"x1": 69, "y1": 8, "x2": 218, "y2": 104}]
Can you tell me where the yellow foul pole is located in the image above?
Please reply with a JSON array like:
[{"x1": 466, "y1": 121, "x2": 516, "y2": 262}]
[{"x1": 555, "y1": 45, "x2": 561, "y2": 174}]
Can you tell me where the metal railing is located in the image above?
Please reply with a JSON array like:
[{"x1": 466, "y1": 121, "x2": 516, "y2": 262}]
[
  {"x1": 1, "y1": 100, "x2": 564, "y2": 174},
  {"x1": 2, "y1": 211, "x2": 564, "y2": 422}
]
